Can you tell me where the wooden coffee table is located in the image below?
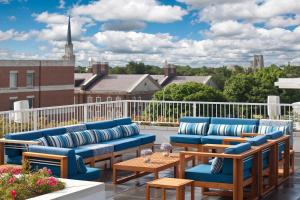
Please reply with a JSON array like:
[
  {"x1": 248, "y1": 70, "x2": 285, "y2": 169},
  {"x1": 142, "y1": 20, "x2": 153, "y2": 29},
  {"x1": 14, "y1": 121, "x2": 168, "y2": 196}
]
[{"x1": 112, "y1": 152, "x2": 194, "y2": 184}]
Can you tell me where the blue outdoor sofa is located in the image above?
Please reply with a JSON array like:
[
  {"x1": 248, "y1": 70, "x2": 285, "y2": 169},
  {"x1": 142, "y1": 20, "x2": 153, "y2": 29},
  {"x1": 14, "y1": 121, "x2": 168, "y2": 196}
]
[{"x1": 3, "y1": 117, "x2": 156, "y2": 180}]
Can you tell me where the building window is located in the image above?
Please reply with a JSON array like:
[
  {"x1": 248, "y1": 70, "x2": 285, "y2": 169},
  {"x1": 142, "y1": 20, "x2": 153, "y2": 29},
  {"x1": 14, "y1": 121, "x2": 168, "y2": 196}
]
[
  {"x1": 26, "y1": 71, "x2": 34, "y2": 88},
  {"x1": 9, "y1": 71, "x2": 18, "y2": 89},
  {"x1": 107, "y1": 97, "x2": 112, "y2": 102},
  {"x1": 9, "y1": 97, "x2": 18, "y2": 110},
  {"x1": 116, "y1": 96, "x2": 121, "y2": 101},
  {"x1": 138, "y1": 96, "x2": 142, "y2": 100},
  {"x1": 87, "y1": 96, "x2": 93, "y2": 103},
  {"x1": 27, "y1": 96, "x2": 34, "y2": 108},
  {"x1": 132, "y1": 96, "x2": 136, "y2": 100},
  {"x1": 96, "y1": 97, "x2": 101, "y2": 102}
]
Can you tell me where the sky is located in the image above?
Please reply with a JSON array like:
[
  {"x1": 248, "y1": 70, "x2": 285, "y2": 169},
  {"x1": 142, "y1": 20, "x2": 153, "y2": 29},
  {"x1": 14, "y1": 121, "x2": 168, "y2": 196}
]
[{"x1": 0, "y1": 0, "x2": 300, "y2": 67}]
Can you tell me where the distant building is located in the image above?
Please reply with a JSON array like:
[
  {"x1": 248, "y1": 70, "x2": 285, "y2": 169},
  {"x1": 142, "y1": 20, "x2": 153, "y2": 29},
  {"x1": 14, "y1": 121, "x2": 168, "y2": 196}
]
[
  {"x1": 74, "y1": 62, "x2": 161, "y2": 103},
  {"x1": 251, "y1": 55, "x2": 264, "y2": 69},
  {"x1": 275, "y1": 78, "x2": 300, "y2": 89},
  {"x1": 152, "y1": 61, "x2": 217, "y2": 88},
  {"x1": 0, "y1": 17, "x2": 75, "y2": 111}
]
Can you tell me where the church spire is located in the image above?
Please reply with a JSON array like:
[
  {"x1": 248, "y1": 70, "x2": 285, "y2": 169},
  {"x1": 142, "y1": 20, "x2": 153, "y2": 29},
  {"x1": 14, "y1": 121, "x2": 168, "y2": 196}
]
[
  {"x1": 63, "y1": 16, "x2": 75, "y2": 63},
  {"x1": 67, "y1": 16, "x2": 72, "y2": 45}
]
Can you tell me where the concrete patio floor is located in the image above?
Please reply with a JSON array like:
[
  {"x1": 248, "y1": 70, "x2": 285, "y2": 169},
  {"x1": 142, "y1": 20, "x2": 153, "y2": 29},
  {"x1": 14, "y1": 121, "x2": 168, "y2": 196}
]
[{"x1": 98, "y1": 148, "x2": 300, "y2": 200}]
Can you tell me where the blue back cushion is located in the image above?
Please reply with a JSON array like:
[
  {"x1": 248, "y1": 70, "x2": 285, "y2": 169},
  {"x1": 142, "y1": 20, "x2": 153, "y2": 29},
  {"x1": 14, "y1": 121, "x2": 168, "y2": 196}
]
[
  {"x1": 208, "y1": 124, "x2": 257, "y2": 136},
  {"x1": 65, "y1": 124, "x2": 87, "y2": 133},
  {"x1": 41, "y1": 127, "x2": 68, "y2": 137},
  {"x1": 46, "y1": 133, "x2": 75, "y2": 148},
  {"x1": 120, "y1": 123, "x2": 140, "y2": 137},
  {"x1": 180, "y1": 117, "x2": 210, "y2": 124},
  {"x1": 85, "y1": 120, "x2": 116, "y2": 130},
  {"x1": 5, "y1": 130, "x2": 44, "y2": 140},
  {"x1": 265, "y1": 131, "x2": 284, "y2": 139},
  {"x1": 222, "y1": 143, "x2": 252, "y2": 175},
  {"x1": 210, "y1": 117, "x2": 259, "y2": 126},
  {"x1": 114, "y1": 118, "x2": 132, "y2": 126},
  {"x1": 70, "y1": 130, "x2": 97, "y2": 146},
  {"x1": 75, "y1": 155, "x2": 87, "y2": 174},
  {"x1": 178, "y1": 122, "x2": 208, "y2": 135},
  {"x1": 28, "y1": 145, "x2": 77, "y2": 177}
]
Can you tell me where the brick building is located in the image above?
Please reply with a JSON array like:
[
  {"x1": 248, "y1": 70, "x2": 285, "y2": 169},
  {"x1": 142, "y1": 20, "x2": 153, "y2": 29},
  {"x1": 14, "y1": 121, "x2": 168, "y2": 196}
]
[{"x1": 0, "y1": 17, "x2": 75, "y2": 111}]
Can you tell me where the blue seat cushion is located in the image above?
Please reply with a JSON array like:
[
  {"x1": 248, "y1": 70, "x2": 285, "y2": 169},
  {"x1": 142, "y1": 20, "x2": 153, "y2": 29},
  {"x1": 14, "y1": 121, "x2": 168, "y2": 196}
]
[
  {"x1": 74, "y1": 144, "x2": 114, "y2": 157},
  {"x1": 247, "y1": 135, "x2": 267, "y2": 146},
  {"x1": 201, "y1": 135, "x2": 239, "y2": 144},
  {"x1": 73, "y1": 148, "x2": 94, "y2": 159},
  {"x1": 129, "y1": 134, "x2": 156, "y2": 145},
  {"x1": 85, "y1": 120, "x2": 116, "y2": 130},
  {"x1": 266, "y1": 131, "x2": 284, "y2": 139},
  {"x1": 69, "y1": 167, "x2": 101, "y2": 181},
  {"x1": 170, "y1": 135, "x2": 202, "y2": 144},
  {"x1": 185, "y1": 164, "x2": 251, "y2": 184},
  {"x1": 102, "y1": 137, "x2": 140, "y2": 151}
]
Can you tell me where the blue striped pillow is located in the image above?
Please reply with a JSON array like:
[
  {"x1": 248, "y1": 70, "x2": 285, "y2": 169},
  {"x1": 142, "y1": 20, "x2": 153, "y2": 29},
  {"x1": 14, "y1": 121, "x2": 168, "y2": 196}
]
[
  {"x1": 46, "y1": 133, "x2": 75, "y2": 148},
  {"x1": 35, "y1": 137, "x2": 49, "y2": 146},
  {"x1": 258, "y1": 125, "x2": 288, "y2": 135},
  {"x1": 71, "y1": 130, "x2": 97, "y2": 146},
  {"x1": 210, "y1": 157, "x2": 223, "y2": 174},
  {"x1": 93, "y1": 126, "x2": 123, "y2": 142},
  {"x1": 208, "y1": 124, "x2": 257, "y2": 136},
  {"x1": 120, "y1": 123, "x2": 140, "y2": 137},
  {"x1": 178, "y1": 122, "x2": 207, "y2": 135},
  {"x1": 75, "y1": 155, "x2": 87, "y2": 174}
]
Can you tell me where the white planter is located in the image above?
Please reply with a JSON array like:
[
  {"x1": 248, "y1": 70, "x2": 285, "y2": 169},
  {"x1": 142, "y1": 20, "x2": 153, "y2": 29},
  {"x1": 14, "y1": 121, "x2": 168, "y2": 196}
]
[{"x1": 28, "y1": 179, "x2": 105, "y2": 200}]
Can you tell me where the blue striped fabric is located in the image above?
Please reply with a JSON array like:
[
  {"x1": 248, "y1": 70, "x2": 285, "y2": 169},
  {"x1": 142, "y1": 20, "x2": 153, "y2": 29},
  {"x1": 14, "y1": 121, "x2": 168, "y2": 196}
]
[
  {"x1": 71, "y1": 130, "x2": 97, "y2": 147},
  {"x1": 208, "y1": 124, "x2": 257, "y2": 136},
  {"x1": 120, "y1": 123, "x2": 140, "y2": 137},
  {"x1": 35, "y1": 137, "x2": 49, "y2": 146},
  {"x1": 46, "y1": 133, "x2": 75, "y2": 148},
  {"x1": 178, "y1": 122, "x2": 207, "y2": 135},
  {"x1": 75, "y1": 155, "x2": 87, "y2": 174},
  {"x1": 93, "y1": 126, "x2": 123, "y2": 142},
  {"x1": 210, "y1": 157, "x2": 223, "y2": 174},
  {"x1": 258, "y1": 125, "x2": 288, "y2": 135}
]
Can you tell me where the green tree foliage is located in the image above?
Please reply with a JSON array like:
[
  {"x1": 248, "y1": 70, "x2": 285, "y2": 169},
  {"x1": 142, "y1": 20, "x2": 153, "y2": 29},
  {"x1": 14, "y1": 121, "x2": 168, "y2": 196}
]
[{"x1": 110, "y1": 61, "x2": 163, "y2": 74}]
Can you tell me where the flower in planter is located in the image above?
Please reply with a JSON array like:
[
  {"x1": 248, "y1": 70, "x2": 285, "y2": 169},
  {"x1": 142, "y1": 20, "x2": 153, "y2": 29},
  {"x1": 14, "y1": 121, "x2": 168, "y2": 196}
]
[
  {"x1": 141, "y1": 149, "x2": 153, "y2": 163},
  {"x1": 47, "y1": 177, "x2": 58, "y2": 187},
  {"x1": 8, "y1": 176, "x2": 16, "y2": 184},
  {"x1": 160, "y1": 143, "x2": 172, "y2": 157},
  {"x1": 11, "y1": 189, "x2": 16, "y2": 200}
]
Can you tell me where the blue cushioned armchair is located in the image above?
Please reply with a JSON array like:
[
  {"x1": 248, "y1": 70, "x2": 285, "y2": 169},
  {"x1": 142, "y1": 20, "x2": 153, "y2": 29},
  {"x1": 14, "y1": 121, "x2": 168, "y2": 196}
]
[{"x1": 179, "y1": 143, "x2": 260, "y2": 200}]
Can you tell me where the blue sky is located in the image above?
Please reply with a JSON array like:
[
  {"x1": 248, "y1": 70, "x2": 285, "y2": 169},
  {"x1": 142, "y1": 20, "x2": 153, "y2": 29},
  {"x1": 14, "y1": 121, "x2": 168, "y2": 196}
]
[{"x1": 0, "y1": 0, "x2": 300, "y2": 67}]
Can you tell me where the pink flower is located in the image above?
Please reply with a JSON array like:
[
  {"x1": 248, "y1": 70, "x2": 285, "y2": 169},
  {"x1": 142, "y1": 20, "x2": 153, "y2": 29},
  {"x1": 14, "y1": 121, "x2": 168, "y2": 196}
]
[
  {"x1": 36, "y1": 179, "x2": 46, "y2": 186},
  {"x1": 11, "y1": 190, "x2": 16, "y2": 199},
  {"x1": 11, "y1": 168, "x2": 21, "y2": 175},
  {"x1": 42, "y1": 167, "x2": 52, "y2": 175},
  {"x1": 47, "y1": 177, "x2": 58, "y2": 186},
  {"x1": 8, "y1": 176, "x2": 16, "y2": 184}
]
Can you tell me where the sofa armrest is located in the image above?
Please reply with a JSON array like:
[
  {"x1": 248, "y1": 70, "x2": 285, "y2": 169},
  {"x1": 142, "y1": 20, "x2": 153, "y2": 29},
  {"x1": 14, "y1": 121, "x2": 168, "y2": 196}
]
[
  {"x1": 202, "y1": 144, "x2": 232, "y2": 151},
  {"x1": 0, "y1": 138, "x2": 40, "y2": 145},
  {"x1": 240, "y1": 133, "x2": 259, "y2": 138},
  {"x1": 23, "y1": 151, "x2": 68, "y2": 178},
  {"x1": 223, "y1": 138, "x2": 247, "y2": 144}
]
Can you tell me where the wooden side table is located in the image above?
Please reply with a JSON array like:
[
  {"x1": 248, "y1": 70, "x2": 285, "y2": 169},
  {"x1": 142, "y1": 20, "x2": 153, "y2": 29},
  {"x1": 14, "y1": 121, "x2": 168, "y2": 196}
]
[{"x1": 146, "y1": 178, "x2": 194, "y2": 200}]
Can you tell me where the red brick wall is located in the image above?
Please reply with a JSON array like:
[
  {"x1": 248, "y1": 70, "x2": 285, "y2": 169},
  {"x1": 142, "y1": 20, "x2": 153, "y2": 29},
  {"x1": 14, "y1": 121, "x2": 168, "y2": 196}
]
[
  {"x1": 40, "y1": 67, "x2": 74, "y2": 86},
  {"x1": 0, "y1": 67, "x2": 39, "y2": 88}
]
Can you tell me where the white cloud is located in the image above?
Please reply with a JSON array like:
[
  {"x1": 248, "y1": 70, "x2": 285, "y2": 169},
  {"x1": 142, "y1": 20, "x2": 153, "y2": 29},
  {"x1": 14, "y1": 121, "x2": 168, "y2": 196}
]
[
  {"x1": 101, "y1": 20, "x2": 146, "y2": 31},
  {"x1": 266, "y1": 15, "x2": 300, "y2": 28},
  {"x1": 58, "y1": 0, "x2": 65, "y2": 9},
  {"x1": 8, "y1": 16, "x2": 16, "y2": 21},
  {"x1": 0, "y1": 29, "x2": 37, "y2": 41},
  {"x1": 72, "y1": 0, "x2": 187, "y2": 23},
  {"x1": 0, "y1": 0, "x2": 9, "y2": 4}
]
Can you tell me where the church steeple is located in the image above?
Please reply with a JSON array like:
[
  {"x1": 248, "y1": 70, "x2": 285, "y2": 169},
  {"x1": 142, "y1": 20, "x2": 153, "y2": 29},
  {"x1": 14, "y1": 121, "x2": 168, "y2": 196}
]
[{"x1": 63, "y1": 16, "x2": 75, "y2": 63}]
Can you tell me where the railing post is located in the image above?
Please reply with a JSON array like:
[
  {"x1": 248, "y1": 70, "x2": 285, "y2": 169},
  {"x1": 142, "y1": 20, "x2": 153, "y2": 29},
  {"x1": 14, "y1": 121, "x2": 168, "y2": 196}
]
[
  {"x1": 193, "y1": 102, "x2": 196, "y2": 117},
  {"x1": 33, "y1": 110, "x2": 38, "y2": 130},
  {"x1": 123, "y1": 101, "x2": 128, "y2": 118},
  {"x1": 83, "y1": 104, "x2": 88, "y2": 123}
]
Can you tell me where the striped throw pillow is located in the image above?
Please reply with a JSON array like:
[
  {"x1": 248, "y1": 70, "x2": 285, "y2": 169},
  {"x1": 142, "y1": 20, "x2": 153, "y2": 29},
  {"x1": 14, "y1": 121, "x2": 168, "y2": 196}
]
[
  {"x1": 75, "y1": 155, "x2": 87, "y2": 174},
  {"x1": 120, "y1": 123, "x2": 140, "y2": 137},
  {"x1": 93, "y1": 126, "x2": 123, "y2": 142},
  {"x1": 71, "y1": 130, "x2": 97, "y2": 146},
  {"x1": 210, "y1": 157, "x2": 223, "y2": 174},
  {"x1": 178, "y1": 122, "x2": 207, "y2": 135},
  {"x1": 35, "y1": 137, "x2": 48, "y2": 146},
  {"x1": 208, "y1": 124, "x2": 257, "y2": 136},
  {"x1": 258, "y1": 125, "x2": 288, "y2": 135},
  {"x1": 46, "y1": 133, "x2": 75, "y2": 148}
]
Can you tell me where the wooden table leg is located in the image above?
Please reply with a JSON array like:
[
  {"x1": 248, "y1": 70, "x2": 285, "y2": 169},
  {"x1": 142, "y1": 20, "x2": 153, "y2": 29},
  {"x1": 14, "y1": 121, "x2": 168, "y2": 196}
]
[
  {"x1": 191, "y1": 183, "x2": 194, "y2": 200},
  {"x1": 176, "y1": 188, "x2": 181, "y2": 200},
  {"x1": 112, "y1": 167, "x2": 117, "y2": 184},
  {"x1": 154, "y1": 171, "x2": 159, "y2": 179},
  {"x1": 146, "y1": 185, "x2": 151, "y2": 200},
  {"x1": 0, "y1": 142, "x2": 4, "y2": 165},
  {"x1": 181, "y1": 186, "x2": 185, "y2": 200},
  {"x1": 162, "y1": 188, "x2": 166, "y2": 200}
]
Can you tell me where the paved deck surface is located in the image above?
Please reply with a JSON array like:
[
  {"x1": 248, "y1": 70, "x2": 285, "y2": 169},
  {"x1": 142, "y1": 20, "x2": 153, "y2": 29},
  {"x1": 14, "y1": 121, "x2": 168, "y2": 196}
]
[{"x1": 99, "y1": 148, "x2": 300, "y2": 200}]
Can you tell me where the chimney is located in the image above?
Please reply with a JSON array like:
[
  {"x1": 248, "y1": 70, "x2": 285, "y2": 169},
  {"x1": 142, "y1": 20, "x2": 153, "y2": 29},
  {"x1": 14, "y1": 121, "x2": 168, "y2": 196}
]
[
  {"x1": 92, "y1": 62, "x2": 109, "y2": 76},
  {"x1": 163, "y1": 60, "x2": 176, "y2": 77}
]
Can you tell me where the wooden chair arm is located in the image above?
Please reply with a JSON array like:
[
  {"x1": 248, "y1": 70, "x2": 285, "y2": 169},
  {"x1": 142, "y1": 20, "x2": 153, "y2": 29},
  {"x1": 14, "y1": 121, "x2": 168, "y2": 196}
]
[
  {"x1": 22, "y1": 152, "x2": 68, "y2": 178},
  {"x1": 202, "y1": 144, "x2": 232, "y2": 151},
  {"x1": 0, "y1": 138, "x2": 40, "y2": 145},
  {"x1": 223, "y1": 138, "x2": 247, "y2": 144},
  {"x1": 240, "y1": 133, "x2": 259, "y2": 138}
]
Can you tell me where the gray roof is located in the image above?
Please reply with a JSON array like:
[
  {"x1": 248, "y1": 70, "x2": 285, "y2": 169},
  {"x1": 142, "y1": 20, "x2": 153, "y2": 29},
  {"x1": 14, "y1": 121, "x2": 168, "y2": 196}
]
[{"x1": 151, "y1": 75, "x2": 212, "y2": 86}]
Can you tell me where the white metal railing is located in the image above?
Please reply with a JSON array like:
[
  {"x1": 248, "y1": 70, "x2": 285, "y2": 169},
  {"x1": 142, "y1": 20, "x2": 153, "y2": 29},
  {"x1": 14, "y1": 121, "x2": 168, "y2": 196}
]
[{"x1": 0, "y1": 100, "x2": 298, "y2": 136}]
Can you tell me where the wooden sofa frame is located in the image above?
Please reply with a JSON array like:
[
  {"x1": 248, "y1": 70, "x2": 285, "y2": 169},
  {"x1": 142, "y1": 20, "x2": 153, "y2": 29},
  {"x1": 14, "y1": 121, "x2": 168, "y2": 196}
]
[{"x1": 179, "y1": 147, "x2": 260, "y2": 200}]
